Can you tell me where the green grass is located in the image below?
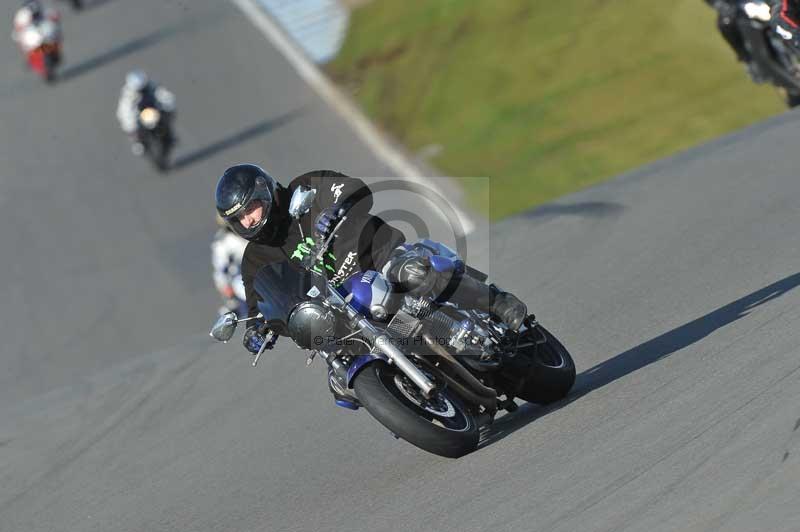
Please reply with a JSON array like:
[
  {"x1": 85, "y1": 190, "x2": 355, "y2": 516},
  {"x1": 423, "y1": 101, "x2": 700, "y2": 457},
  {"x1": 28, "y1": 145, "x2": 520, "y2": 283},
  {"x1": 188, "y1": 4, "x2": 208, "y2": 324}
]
[{"x1": 326, "y1": 0, "x2": 785, "y2": 219}]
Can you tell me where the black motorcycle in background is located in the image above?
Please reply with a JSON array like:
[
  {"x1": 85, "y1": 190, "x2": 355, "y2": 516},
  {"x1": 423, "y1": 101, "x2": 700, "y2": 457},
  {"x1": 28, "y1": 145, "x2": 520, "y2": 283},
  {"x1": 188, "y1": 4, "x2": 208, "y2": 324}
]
[
  {"x1": 735, "y1": 0, "x2": 800, "y2": 106},
  {"x1": 137, "y1": 107, "x2": 175, "y2": 172}
]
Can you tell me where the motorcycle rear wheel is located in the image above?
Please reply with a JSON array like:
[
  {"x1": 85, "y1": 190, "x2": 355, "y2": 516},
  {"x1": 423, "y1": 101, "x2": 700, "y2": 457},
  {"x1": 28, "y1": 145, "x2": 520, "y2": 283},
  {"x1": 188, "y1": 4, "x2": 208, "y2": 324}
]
[{"x1": 353, "y1": 361, "x2": 479, "y2": 458}]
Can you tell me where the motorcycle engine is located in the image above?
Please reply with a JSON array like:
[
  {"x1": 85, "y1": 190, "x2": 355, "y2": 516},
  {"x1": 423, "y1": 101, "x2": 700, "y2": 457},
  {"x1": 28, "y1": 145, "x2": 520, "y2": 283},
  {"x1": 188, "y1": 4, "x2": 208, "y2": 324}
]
[
  {"x1": 287, "y1": 301, "x2": 337, "y2": 350},
  {"x1": 426, "y1": 309, "x2": 492, "y2": 355}
]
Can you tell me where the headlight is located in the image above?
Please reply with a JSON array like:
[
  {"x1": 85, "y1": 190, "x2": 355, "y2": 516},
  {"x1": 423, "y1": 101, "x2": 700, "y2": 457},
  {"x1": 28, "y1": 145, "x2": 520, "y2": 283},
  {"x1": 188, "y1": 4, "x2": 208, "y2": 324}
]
[
  {"x1": 744, "y1": 1, "x2": 772, "y2": 22},
  {"x1": 139, "y1": 107, "x2": 161, "y2": 129},
  {"x1": 287, "y1": 302, "x2": 337, "y2": 350}
]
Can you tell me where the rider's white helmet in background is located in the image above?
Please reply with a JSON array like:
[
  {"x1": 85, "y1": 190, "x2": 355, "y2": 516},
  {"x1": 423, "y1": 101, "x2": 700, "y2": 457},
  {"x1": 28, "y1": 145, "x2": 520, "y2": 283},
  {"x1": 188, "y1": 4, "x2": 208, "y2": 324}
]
[
  {"x1": 14, "y1": 6, "x2": 33, "y2": 28},
  {"x1": 124, "y1": 70, "x2": 149, "y2": 92}
]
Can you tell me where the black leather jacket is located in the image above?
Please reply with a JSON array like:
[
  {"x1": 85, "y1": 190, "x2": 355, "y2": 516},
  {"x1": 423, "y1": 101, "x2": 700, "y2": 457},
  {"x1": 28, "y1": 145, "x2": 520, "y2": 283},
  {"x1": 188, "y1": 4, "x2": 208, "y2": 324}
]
[{"x1": 240, "y1": 170, "x2": 405, "y2": 318}]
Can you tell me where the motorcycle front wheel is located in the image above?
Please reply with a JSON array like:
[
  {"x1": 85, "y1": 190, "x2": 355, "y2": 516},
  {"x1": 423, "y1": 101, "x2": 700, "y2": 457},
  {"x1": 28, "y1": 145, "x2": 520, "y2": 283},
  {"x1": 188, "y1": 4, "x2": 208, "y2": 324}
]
[
  {"x1": 148, "y1": 135, "x2": 172, "y2": 173},
  {"x1": 353, "y1": 361, "x2": 479, "y2": 458},
  {"x1": 43, "y1": 54, "x2": 56, "y2": 84}
]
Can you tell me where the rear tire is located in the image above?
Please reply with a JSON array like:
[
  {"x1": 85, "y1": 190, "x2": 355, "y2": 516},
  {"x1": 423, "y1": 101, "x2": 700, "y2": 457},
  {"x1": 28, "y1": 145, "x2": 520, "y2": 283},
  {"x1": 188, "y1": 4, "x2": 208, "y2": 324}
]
[
  {"x1": 516, "y1": 325, "x2": 575, "y2": 404},
  {"x1": 353, "y1": 361, "x2": 479, "y2": 458}
]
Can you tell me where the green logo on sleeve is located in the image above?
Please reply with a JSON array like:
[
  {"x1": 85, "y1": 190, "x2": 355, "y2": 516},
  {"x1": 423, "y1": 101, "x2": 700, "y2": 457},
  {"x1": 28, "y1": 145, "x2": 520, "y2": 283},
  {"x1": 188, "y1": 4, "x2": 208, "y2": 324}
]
[{"x1": 290, "y1": 237, "x2": 337, "y2": 277}]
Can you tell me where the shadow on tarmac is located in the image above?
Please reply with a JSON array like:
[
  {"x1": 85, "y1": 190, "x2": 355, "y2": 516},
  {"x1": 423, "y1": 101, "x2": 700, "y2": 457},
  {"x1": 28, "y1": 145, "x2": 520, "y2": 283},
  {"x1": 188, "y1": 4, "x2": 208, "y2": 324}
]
[
  {"x1": 59, "y1": 8, "x2": 225, "y2": 82},
  {"x1": 170, "y1": 109, "x2": 305, "y2": 171},
  {"x1": 479, "y1": 272, "x2": 800, "y2": 449}
]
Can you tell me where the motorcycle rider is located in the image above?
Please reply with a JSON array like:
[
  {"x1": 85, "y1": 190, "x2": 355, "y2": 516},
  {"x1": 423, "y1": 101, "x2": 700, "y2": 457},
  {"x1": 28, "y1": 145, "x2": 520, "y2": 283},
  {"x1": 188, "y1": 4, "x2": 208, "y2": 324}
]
[
  {"x1": 214, "y1": 164, "x2": 527, "y2": 402},
  {"x1": 705, "y1": 0, "x2": 800, "y2": 82},
  {"x1": 12, "y1": 1, "x2": 61, "y2": 60},
  {"x1": 705, "y1": 0, "x2": 765, "y2": 81},
  {"x1": 772, "y1": 0, "x2": 800, "y2": 49},
  {"x1": 115, "y1": 70, "x2": 176, "y2": 156},
  {"x1": 211, "y1": 214, "x2": 248, "y2": 317}
]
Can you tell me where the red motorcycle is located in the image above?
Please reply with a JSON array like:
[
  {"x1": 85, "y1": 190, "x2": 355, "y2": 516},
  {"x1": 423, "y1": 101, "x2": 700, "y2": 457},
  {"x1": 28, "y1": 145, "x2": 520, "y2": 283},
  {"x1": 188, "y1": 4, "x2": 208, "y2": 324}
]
[{"x1": 15, "y1": 19, "x2": 62, "y2": 83}]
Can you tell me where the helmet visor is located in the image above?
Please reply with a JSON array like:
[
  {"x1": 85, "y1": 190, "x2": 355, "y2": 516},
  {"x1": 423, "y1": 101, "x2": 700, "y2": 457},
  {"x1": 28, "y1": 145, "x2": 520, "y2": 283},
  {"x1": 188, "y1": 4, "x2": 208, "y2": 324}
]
[{"x1": 223, "y1": 195, "x2": 273, "y2": 240}]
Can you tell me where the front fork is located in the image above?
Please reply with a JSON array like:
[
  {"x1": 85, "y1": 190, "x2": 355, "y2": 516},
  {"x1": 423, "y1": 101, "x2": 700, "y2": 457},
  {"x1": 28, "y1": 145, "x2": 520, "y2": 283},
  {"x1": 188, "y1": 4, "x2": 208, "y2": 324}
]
[{"x1": 324, "y1": 283, "x2": 437, "y2": 397}]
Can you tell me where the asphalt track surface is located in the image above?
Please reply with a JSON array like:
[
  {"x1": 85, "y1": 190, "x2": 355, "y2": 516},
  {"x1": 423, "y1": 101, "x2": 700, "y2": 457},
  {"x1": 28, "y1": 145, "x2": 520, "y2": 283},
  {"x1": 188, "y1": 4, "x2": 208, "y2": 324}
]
[{"x1": 2, "y1": 1, "x2": 800, "y2": 531}]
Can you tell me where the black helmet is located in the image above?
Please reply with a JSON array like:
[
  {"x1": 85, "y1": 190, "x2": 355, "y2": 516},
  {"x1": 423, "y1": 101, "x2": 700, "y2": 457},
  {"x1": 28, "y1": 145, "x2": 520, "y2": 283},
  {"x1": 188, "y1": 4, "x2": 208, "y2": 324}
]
[{"x1": 215, "y1": 164, "x2": 280, "y2": 241}]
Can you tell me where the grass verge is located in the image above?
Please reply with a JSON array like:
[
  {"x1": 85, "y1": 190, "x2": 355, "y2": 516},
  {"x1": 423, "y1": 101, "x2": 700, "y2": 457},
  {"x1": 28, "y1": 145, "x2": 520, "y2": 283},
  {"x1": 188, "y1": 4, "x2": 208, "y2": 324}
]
[{"x1": 326, "y1": 0, "x2": 785, "y2": 219}]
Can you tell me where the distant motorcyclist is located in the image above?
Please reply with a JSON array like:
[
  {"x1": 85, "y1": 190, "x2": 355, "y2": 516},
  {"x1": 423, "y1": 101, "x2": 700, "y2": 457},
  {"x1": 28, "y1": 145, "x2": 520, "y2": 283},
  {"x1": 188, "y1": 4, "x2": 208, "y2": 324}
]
[
  {"x1": 211, "y1": 215, "x2": 248, "y2": 317},
  {"x1": 116, "y1": 70, "x2": 175, "y2": 156},
  {"x1": 12, "y1": 1, "x2": 61, "y2": 58},
  {"x1": 705, "y1": 0, "x2": 764, "y2": 81},
  {"x1": 706, "y1": 0, "x2": 800, "y2": 81},
  {"x1": 214, "y1": 165, "x2": 528, "y2": 386}
]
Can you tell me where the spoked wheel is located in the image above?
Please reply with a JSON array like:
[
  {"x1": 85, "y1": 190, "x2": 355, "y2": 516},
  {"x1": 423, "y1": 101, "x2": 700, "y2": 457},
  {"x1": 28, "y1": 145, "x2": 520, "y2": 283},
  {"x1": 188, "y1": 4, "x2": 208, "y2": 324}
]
[
  {"x1": 516, "y1": 325, "x2": 576, "y2": 404},
  {"x1": 353, "y1": 361, "x2": 479, "y2": 458}
]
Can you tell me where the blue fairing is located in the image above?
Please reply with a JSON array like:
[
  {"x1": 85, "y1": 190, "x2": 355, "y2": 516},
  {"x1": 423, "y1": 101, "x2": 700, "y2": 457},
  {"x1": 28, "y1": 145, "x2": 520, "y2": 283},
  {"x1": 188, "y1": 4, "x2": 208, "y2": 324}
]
[
  {"x1": 339, "y1": 272, "x2": 373, "y2": 317},
  {"x1": 429, "y1": 255, "x2": 455, "y2": 273},
  {"x1": 429, "y1": 255, "x2": 465, "y2": 274},
  {"x1": 417, "y1": 239, "x2": 460, "y2": 260}
]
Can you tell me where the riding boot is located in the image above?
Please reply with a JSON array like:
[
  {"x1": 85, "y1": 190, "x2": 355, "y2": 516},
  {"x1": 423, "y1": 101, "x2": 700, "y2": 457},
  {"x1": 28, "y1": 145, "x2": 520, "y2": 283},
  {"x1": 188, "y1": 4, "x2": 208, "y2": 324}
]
[{"x1": 384, "y1": 249, "x2": 528, "y2": 331}]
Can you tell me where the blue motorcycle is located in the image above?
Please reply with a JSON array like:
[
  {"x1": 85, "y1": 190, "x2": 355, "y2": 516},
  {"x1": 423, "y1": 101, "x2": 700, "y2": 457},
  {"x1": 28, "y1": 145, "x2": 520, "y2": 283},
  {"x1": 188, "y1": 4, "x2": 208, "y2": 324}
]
[{"x1": 210, "y1": 189, "x2": 575, "y2": 458}]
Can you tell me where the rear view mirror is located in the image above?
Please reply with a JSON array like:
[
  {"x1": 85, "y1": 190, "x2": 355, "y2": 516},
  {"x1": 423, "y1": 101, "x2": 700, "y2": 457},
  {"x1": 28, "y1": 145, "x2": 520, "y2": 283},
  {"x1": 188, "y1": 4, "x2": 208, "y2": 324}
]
[
  {"x1": 209, "y1": 312, "x2": 238, "y2": 342},
  {"x1": 289, "y1": 185, "x2": 316, "y2": 218}
]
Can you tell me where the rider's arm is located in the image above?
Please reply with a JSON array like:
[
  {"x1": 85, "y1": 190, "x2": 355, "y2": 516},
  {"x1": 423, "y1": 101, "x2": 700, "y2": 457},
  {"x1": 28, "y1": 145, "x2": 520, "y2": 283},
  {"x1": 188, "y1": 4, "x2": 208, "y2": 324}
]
[
  {"x1": 291, "y1": 170, "x2": 373, "y2": 216},
  {"x1": 778, "y1": 0, "x2": 800, "y2": 26},
  {"x1": 241, "y1": 242, "x2": 261, "y2": 319},
  {"x1": 240, "y1": 241, "x2": 285, "y2": 319},
  {"x1": 154, "y1": 86, "x2": 176, "y2": 113},
  {"x1": 116, "y1": 91, "x2": 138, "y2": 133}
]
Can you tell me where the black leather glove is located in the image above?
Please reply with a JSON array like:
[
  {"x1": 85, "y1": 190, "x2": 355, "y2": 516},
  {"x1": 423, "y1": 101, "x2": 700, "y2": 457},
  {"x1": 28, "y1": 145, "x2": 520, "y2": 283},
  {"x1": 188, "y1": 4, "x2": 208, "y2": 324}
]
[
  {"x1": 242, "y1": 319, "x2": 276, "y2": 355},
  {"x1": 314, "y1": 203, "x2": 349, "y2": 241}
]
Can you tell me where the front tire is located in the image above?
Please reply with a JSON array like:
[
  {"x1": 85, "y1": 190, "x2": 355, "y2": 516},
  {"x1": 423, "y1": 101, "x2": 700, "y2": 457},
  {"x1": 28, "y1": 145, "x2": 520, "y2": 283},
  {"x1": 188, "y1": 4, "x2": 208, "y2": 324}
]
[
  {"x1": 353, "y1": 361, "x2": 479, "y2": 458},
  {"x1": 151, "y1": 138, "x2": 171, "y2": 172},
  {"x1": 516, "y1": 325, "x2": 576, "y2": 404},
  {"x1": 786, "y1": 91, "x2": 800, "y2": 108},
  {"x1": 43, "y1": 54, "x2": 56, "y2": 84}
]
